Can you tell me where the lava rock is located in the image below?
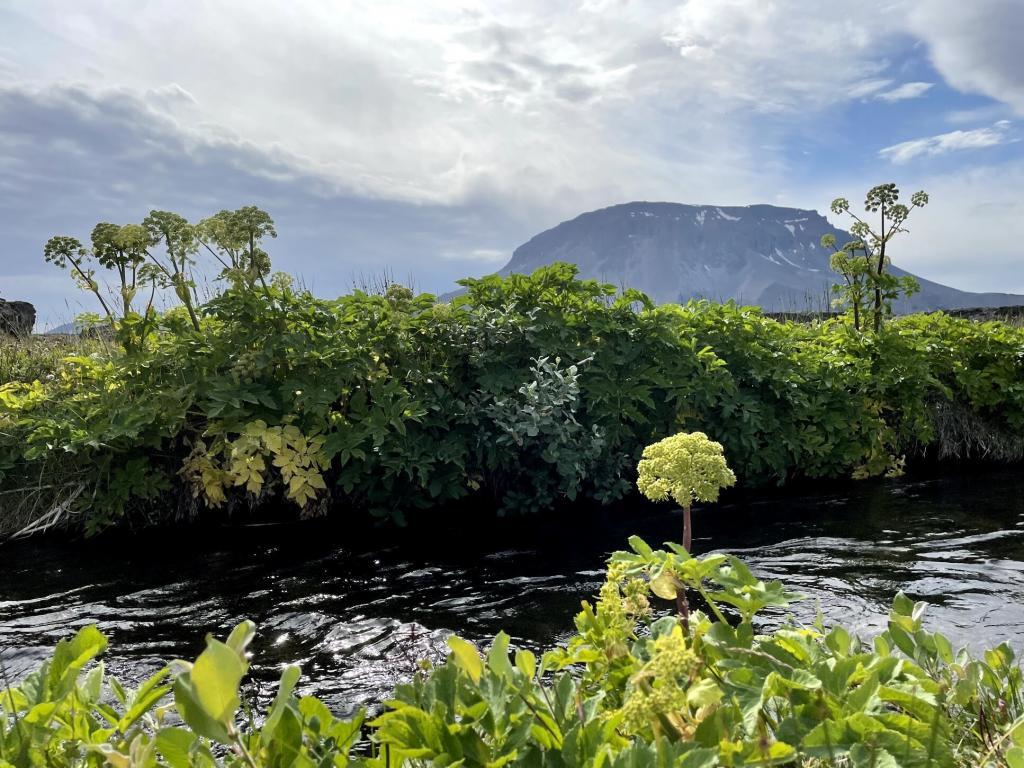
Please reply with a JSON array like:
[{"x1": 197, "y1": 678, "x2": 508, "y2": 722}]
[{"x1": 0, "y1": 299, "x2": 36, "y2": 336}]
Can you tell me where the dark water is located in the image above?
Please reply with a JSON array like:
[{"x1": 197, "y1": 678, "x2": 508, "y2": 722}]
[{"x1": 2, "y1": 467, "x2": 1024, "y2": 714}]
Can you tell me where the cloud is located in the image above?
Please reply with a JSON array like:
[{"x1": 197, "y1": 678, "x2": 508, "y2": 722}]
[
  {"x1": 944, "y1": 104, "x2": 1010, "y2": 125},
  {"x1": 3, "y1": 0, "x2": 1024, "y2": 320},
  {"x1": 440, "y1": 248, "x2": 508, "y2": 263},
  {"x1": 879, "y1": 121, "x2": 1015, "y2": 163},
  {"x1": 0, "y1": 0, "x2": 918, "y2": 214},
  {"x1": 847, "y1": 80, "x2": 933, "y2": 104},
  {"x1": 659, "y1": 0, "x2": 899, "y2": 113},
  {"x1": 2, "y1": 2, "x2": 683, "y2": 213},
  {"x1": 909, "y1": 0, "x2": 1024, "y2": 115},
  {"x1": 847, "y1": 79, "x2": 894, "y2": 99},
  {"x1": 875, "y1": 81, "x2": 933, "y2": 102}
]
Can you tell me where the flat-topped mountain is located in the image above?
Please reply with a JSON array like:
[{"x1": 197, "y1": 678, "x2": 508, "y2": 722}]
[{"x1": 499, "y1": 202, "x2": 1024, "y2": 312}]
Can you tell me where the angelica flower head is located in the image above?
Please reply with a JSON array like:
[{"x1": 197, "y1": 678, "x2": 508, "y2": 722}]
[{"x1": 636, "y1": 432, "x2": 736, "y2": 508}]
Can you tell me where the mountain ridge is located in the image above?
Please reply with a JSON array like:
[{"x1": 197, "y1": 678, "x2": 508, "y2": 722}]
[{"x1": 497, "y1": 201, "x2": 1024, "y2": 312}]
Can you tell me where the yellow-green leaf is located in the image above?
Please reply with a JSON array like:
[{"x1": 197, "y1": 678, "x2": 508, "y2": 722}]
[
  {"x1": 650, "y1": 571, "x2": 678, "y2": 601},
  {"x1": 447, "y1": 636, "x2": 483, "y2": 682},
  {"x1": 191, "y1": 638, "x2": 246, "y2": 724}
]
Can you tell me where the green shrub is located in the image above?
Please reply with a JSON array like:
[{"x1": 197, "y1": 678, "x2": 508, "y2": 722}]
[
  {"x1": 5, "y1": 539, "x2": 1024, "y2": 767},
  {"x1": 1, "y1": 264, "x2": 1023, "y2": 535}
]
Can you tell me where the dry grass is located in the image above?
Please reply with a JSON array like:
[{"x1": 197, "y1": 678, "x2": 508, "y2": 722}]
[
  {"x1": 0, "y1": 472, "x2": 87, "y2": 539},
  {"x1": 927, "y1": 399, "x2": 1024, "y2": 463}
]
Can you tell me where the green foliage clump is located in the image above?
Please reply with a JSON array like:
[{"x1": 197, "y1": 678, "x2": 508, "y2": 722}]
[
  {"x1": 6, "y1": 539, "x2": 1024, "y2": 767},
  {"x1": 637, "y1": 432, "x2": 736, "y2": 508},
  {"x1": 0, "y1": 336, "x2": 104, "y2": 387},
  {"x1": 2, "y1": 263, "x2": 1024, "y2": 536}
]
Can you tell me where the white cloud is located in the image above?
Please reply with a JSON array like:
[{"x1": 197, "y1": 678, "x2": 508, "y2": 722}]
[
  {"x1": 909, "y1": 0, "x2": 1024, "y2": 115},
  {"x1": 944, "y1": 104, "x2": 1010, "y2": 125},
  {"x1": 441, "y1": 248, "x2": 508, "y2": 263},
  {"x1": 880, "y1": 121, "x2": 1014, "y2": 163},
  {"x1": 2, "y1": 0, "x2": 1022, "y2": 220},
  {"x1": 875, "y1": 81, "x2": 933, "y2": 102},
  {"x1": 659, "y1": 0, "x2": 899, "y2": 113},
  {"x1": 0, "y1": 0, "x2": 916, "y2": 219},
  {"x1": 848, "y1": 78, "x2": 894, "y2": 99},
  {"x1": 3, "y1": 2, "x2": 690, "y2": 216}
]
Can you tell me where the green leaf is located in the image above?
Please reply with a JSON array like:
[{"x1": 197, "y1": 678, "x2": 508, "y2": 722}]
[
  {"x1": 173, "y1": 674, "x2": 231, "y2": 743},
  {"x1": 190, "y1": 637, "x2": 247, "y2": 725},
  {"x1": 628, "y1": 536, "x2": 654, "y2": 558},
  {"x1": 224, "y1": 620, "x2": 256, "y2": 657},
  {"x1": 447, "y1": 636, "x2": 483, "y2": 683},
  {"x1": 678, "y1": 748, "x2": 719, "y2": 768},
  {"x1": 119, "y1": 668, "x2": 172, "y2": 732},
  {"x1": 265, "y1": 704, "x2": 304, "y2": 766},
  {"x1": 261, "y1": 664, "x2": 301, "y2": 746},
  {"x1": 81, "y1": 662, "x2": 104, "y2": 703},
  {"x1": 849, "y1": 743, "x2": 900, "y2": 768},
  {"x1": 933, "y1": 632, "x2": 954, "y2": 665},
  {"x1": 826, "y1": 625, "x2": 852, "y2": 656},
  {"x1": 48, "y1": 625, "x2": 108, "y2": 697},
  {"x1": 686, "y1": 678, "x2": 722, "y2": 709},
  {"x1": 514, "y1": 649, "x2": 536, "y2": 679},
  {"x1": 650, "y1": 571, "x2": 678, "y2": 600},
  {"x1": 1008, "y1": 747, "x2": 1024, "y2": 768},
  {"x1": 846, "y1": 672, "x2": 880, "y2": 713},
  {"x1": 1009, "y1": 717, "x2": 1024, "y2": 747},
  {"x1": 326, "y1": 710, "x2": 365, "y2": 756},
  {"x1": 891, "y1": 592, "x2": 915, "y2": 618},
  {"x1": 155, "y1": 727, "x2": 197, "y2": 768},
  {"x1": 886, "y1": 622, "x2": 916, "y2": 657},
  {"x1": 487, "y1": 632, "x2": 514, "y2": 681}
]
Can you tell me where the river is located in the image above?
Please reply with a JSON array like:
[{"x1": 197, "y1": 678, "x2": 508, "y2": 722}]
[{"x1": 2, "y1": 467, "x2": 1023, "y2": 715}]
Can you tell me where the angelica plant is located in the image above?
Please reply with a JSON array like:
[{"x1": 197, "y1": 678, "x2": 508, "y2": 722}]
[
  {"x1": 637, "y1": 432, "x2": 736, "y2": 625},
  {"x1": 825, "y1": 183, "x2": 929, "y2": 331},
  {"x1": 637, "y1": 431, "x2": 735, "y2": 554}
]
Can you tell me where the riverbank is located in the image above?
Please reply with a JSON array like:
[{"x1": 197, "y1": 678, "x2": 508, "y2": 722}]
[{"x1": 2, "y1": 264, "x2": 1023, "y2": 537}]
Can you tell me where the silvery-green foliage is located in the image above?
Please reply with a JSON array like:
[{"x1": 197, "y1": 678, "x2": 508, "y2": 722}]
[{"x1": 477, "y1": 355, "x2": 605, "y2": 513}]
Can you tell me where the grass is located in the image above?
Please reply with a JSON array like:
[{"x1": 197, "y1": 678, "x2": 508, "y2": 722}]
[{"x1": 0, "y1": 334, "x2": 107, "y2": 384}]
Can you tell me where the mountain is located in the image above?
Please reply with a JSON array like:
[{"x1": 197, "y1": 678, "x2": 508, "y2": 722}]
[{"x1": 498, "y1": 202, "x2": 1024, "y2": 312}]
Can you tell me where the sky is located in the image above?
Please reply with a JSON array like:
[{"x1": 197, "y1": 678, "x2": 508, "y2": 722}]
[{"x1": 1, "y1": 0, "x2": 1022, "y2": 327}]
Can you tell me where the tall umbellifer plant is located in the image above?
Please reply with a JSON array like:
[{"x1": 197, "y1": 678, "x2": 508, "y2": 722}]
[
  {"x1": 822, "y1": 183, "x2": 929, "y2": 332},
  {"x1": 637, "y1": 432, "x2": 736, "y2": 622},
  {"x1": 43, "y1": 223, "x2": 159, "y2": 351},
  {"x1": 637, "y1": 432, "x2": 736, "y2": 553}
]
